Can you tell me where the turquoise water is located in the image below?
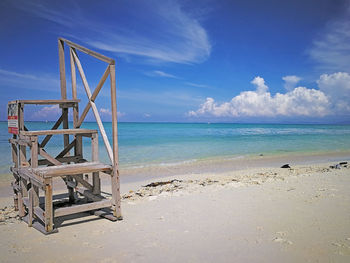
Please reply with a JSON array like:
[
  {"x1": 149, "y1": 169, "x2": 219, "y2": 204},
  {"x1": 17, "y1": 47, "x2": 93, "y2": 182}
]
[{"x1": 1, "y1": 122, "x2": 350, "y2": 173}]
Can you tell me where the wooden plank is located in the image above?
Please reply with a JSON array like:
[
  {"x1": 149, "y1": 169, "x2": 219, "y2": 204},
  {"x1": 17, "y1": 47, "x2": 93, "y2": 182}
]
[
  {"x1": 11, "y1": 137, "x2": 18, "y2": 168},
  {"x1": 39, "y1": 148, "x2": 62, "y2": 166},
  {"x1": 77, "y1": 102, "x2": 91, "y2": 128},
  {"x1": 28, "y1": 187, "x2": 33, "y2": 227},
  {"x1": 70, "y1": 48, "x2": 77, "y2": 100},
  {"x1": 34, "y1": 206, "x2": 45, "y2": 223},
  {"x1": 22, "y1": 129, "x2": 97, "y2": 136},
  {"x1": 92, "y1": 210, "x2": 119, "y2": 221},
  {"x1": 92, "y1": 133, "x2": 100, "y2": 195},
  {"x1": 72, "y1": 50, "x2": 114, "y2": 162},
  {"x1": 38, "y1": 155, "x2": 81, "y2": 166},
  {"x1": 33, "y1": 185, "x2": 39, "y2": 207},
  {"x1": 40, "y1": 114, "x2": 64, "y2": 148},
  {"x1": 44, "y1": 178, "x2": 53, "y2": 232},
  {"x1": 19, "y1": 142, "x2": 29, "y2": 167},
  {"x1": 13, "y1": 167, "x2": 44, "y2": 187},
  {"x1": 18, "y1": 178, "x2": 28, "y2": 217},
  {"x1": 58, "y1": 39, "x2": 67, "y2": 99},
  {"x1": 76, "y1": 65, "x2": 110, "y2": 128},
  {"x1": 74, "y1": 135, "x2": 82, "y2": 162},
  {"x1": 31, "y1": 137, "x2": 38, "y2": 168},
  {"x1": 9, "y1": 138, "x2": 31, "y2": 147},
  {"x1": 18, "y1": 103, "x2": 24, "y2": 132},
  {"x1": 17, "y1": 191, "x2": 24, "y2": 217},
  {"x1": 59, "y1": 38, "x2": 115, "y2": 64},
  {"x1": 54, "y1": 199, "x2": 112, "y2": 217},
  {"x1": 33, "y1": 162, "x2": 112, "y2": 177},
  {"x1": 62, "y1": 107, "x2": 73, "y2": 203},
  {"x1": 62, "y1": 108, "x2": 69, "y2": 151},
  {"x1": 91, "y1": 65, "x2": 110, "y2": 102},
  {"x1": 109, "y1": 64, "x2": 122, "y2": 219},
  {"x1": 14, "y1": 99, "x2": 79, "y2": 105},
  {"x1": 72, "y1": 175, "x2": 93, "y2": 191},
  {"x1": 56, "y1": 139, "x2": 76, "y2": 159},
  {"x1": 75, "y1": 187, "x2": 102, "y2": 202}
]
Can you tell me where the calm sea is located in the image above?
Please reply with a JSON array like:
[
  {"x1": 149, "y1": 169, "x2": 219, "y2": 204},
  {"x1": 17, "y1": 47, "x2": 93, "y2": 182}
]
[{"x1": 0, "y1": 122, "x2": 350, "y2": 174}]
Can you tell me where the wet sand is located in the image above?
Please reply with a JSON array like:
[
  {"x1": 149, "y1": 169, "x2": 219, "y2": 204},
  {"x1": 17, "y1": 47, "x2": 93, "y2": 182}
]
[{"x1": 0, "y1": 155, "x2": 350, "y2": 262}]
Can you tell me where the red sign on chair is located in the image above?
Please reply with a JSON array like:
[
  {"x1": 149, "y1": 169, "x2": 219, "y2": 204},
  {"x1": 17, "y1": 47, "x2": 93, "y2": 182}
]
[{"x1": 8, "y1": 103, "x2": 19, "y2": 134}]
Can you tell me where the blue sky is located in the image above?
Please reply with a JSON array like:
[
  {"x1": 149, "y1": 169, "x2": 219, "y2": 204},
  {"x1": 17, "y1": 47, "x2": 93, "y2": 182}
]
[{"x1": 1, "y1": 0, "x2": 350, "y2": 123}]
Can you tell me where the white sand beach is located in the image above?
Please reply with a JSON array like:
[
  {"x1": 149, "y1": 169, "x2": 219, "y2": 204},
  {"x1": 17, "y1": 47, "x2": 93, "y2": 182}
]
[{"x1": 0, "y1": 155, "x2": 350, "y2": 263}]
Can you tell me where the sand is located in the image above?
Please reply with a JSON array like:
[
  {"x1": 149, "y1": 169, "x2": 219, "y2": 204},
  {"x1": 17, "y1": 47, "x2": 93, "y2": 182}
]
[{"x1": 0, "y1": 156, "x2": 350, "y2": 262}]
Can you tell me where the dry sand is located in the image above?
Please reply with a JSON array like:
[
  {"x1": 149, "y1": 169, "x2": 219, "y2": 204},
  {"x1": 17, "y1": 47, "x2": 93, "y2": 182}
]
[{"x1": 0, "y1": 158, "x2": 350, "y2": 262}]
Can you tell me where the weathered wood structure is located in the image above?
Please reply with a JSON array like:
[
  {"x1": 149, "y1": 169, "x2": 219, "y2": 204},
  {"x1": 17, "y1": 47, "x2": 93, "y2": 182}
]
[{"x1": 8, "y1": 38, "x2": 122, "y2": 234}]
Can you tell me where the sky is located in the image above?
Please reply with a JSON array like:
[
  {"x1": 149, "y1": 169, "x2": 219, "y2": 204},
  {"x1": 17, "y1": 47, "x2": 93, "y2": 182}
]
[{"x1": 0, "y1": 0, "x2": 350, "y2": 123}]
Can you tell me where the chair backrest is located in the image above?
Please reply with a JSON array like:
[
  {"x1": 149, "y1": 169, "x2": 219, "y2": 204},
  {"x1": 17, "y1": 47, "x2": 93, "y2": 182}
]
[{"x1": 57, "y1": 38, "x2": 119, "y2": 167}]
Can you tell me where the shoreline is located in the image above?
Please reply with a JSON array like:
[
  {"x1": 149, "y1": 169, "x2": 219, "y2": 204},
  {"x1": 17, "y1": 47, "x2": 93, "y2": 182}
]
[
  {"x1": 1, "y1": 150, "x2": 350, "y2": 190},
  {"x1": 119, "y1": 150, "x2": 350, "y2": 183}
]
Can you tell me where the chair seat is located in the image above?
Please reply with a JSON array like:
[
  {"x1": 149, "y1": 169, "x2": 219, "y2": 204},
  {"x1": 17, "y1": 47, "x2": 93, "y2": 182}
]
[{"x1": 32, "y1": 161, "x2": 112, "y2": 178}]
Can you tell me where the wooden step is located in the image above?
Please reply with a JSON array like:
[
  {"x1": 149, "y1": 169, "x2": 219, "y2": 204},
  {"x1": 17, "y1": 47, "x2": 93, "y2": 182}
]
[
  {"x1": 10, "y1": 99, "x2": 80, "y2": 105},
  {"x1": 21, "y1": 128, "x2": 97, "y2": 136},
  {"x1": 32, "y1": 162, "x2": 113, "y2": 178},
  {"x1": 54, "y1": 199, "x2": 112, "y2": 217}
]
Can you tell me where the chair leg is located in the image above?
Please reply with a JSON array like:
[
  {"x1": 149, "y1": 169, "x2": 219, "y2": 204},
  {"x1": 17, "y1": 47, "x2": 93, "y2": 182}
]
[
  {"x1": 28, "y1": 187, "x2": 33, "y2": 227},
  {"x1": 44, "y1": 178, "x2": 53, "y2": 233}
]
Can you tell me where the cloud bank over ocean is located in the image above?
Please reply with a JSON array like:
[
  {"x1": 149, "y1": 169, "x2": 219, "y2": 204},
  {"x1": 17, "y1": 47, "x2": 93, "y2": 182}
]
[{"x1": 189, "y1": 72, "x2": 350, "y2": 118}]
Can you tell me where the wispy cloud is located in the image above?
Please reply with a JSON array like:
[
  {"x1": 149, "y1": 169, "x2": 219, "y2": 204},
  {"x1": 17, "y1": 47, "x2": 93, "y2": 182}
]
[
  {"x1": 145, "y1": 70, "x2": 178, "y2": 79},
  {"x1": 100, "y1": 108, "x2": 125, "y2": 117},
  {"x1": 308, "y1": 6, "x2": 350, "y2": 71},
  {"x1": 0, "y1": 68, "x2": 59, "y2": 91},
  {"x1": 185, "y1": 82, "x2": 212, "y2": 89},
  {"x1": 13, "y1": 0, "x2": 211, "y2": 64}
]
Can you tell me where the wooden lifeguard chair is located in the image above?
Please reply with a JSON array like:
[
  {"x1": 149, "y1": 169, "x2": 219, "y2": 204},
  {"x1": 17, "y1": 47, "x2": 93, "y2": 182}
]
[{"x1": 8, "y1": 38, "x2": 122, "y2": 234}]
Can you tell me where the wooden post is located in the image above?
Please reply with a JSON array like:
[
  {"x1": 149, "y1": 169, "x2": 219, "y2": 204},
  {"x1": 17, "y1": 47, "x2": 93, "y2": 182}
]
[
  {"x1": 11, "y1": 136, "x2": 19, "y2": 210},
  {"x1": 44, "y1": 178, "x2": 53, "y2": 233},
  {"x1": 30, "y1": 136, "x2": 38, "y2": 168},
  {"x1": 18, "y1": 102, "x2": 24, "y2": 132},
  {"x1": 109, "y1": 64, "x2": 122, "y2": 219},
  {"x1": 58, "y1": 39, "x2": 67, "y2": 99},
  {"x1": 30, "y1": 136, "x2": 39, "y2": 225},
  {"x1": 18, "y1": 178, "x2": 27, "y2": 217},
  {"x1": 62, "y1": 107, "x2": 75, "y2": 202},
  {"x1": 92, "y1": 133, "x2": 100, "y2": 195},
  {"x1": 28, "y1": 187, "x2": 33, "y2": 227},
  {"x1": 11, "y1": 136, "x2": 18, "y2": 168}
]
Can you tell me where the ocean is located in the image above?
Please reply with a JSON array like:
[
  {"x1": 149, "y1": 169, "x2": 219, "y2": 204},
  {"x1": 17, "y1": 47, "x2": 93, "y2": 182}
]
[{"x1": 0, "y1": 122, "x2": 350, "y2": 174}]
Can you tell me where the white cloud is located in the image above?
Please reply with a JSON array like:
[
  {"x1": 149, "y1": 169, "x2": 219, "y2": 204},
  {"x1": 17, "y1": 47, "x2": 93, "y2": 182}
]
[
  {"x1": 33, "y1": 105, "x2": 61, "y2": 119},
  {"x1": 282, "y1": 75, "x2": 301, "y2": 91},
  {"x1": 14, "y1": 0, "x2": 211, "y2": 64},
  {"x1": 188, "y1": 76, "x2": 331, "y2": 118},
  {"x1": 250, "y1": 76, "x2": 268, "y2": 94},
  {"x1": 309, "y1": 6, "x2": 350, "y2": 71},
  {"x1": 144, "y1": 113, "x2": 151, "y2": 118},
  {"x1": 146, "y1": 70, "x2": 178, "y2": 78},
  {"x1": 100, "y1": 108, "x2": 112, "y2": 116},
  {"x1": 317, "y1": 72, "x2": 350, "y2": 112}
]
